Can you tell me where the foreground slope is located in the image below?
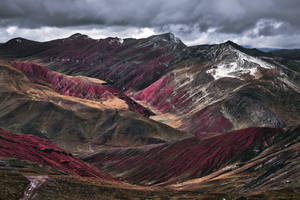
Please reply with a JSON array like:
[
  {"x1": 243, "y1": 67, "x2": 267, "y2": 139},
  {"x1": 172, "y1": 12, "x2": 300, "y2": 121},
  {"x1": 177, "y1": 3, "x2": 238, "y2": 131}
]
[
  {"x1": 1, "y1": 128, "x2": 223, "y2": 200},
  {"x1": 1, "y1": 127, "x2": 299, "y2": 200},
  {"x1": 84, "y1": 127, "x2": 300, "y2": 188},
  {"x1": 170, "y1": 127, "x2": 300, "y2": 196}
]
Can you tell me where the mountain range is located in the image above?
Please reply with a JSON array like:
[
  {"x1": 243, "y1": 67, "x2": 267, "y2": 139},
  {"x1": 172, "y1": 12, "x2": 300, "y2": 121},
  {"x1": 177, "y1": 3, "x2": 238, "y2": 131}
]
[{"x1": 0, "y1": 33, "x2": 299, "y2": 199}]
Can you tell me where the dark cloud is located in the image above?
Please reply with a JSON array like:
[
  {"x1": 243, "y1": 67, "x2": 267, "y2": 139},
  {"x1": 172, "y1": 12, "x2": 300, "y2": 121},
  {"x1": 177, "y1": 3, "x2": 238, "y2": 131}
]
[
  {"x1": 0, "y1": 0, "x2": 300, "y2": 48},
  {"x1": 0, "y1": 0, "x2": 300, "y2": 32}
]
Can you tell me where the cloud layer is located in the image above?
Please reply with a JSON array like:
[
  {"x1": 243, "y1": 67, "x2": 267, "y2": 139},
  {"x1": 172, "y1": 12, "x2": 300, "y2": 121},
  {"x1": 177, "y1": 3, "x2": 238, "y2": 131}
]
[{"x1": 1, "y1": 0, "x2": 300, "y2": 48}]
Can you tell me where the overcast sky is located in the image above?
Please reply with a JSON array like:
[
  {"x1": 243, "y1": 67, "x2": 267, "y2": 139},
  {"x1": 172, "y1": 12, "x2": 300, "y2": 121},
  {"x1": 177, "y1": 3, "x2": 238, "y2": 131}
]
[{"x1": 1, "y1": 0, "x2": 300, "y2": 48}]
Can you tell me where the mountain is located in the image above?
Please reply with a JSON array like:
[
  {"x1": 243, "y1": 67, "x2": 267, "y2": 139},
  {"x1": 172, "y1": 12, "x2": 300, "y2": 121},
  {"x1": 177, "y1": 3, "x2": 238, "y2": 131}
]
[
  {"x1": 0, "y1": 33, "x2": 187, "y2": 92},
  {"x1": 258, "y1": 47, "x2": 281, "y2": 52},
  {"x1": 1, "y1": 33, "x2": 299, "y2": 137},
  {"x1": 134, "y1": 41, "x2": 300, "y2": 135}
]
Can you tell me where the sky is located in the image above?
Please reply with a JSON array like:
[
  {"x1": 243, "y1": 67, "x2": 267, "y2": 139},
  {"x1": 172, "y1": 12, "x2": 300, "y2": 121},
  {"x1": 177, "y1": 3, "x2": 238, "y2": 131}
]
[{"x1": 1, "y1": 0, "x2": 300, "y2": 48}]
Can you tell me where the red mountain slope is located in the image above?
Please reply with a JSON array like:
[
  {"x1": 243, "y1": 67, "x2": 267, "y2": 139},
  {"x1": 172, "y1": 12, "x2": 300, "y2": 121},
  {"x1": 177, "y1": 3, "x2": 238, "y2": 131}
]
[
  {"x1": 13, "y1": 61, "x2": 154, "y2": 117},
  {"x1": 0, "y1": 128, "x2": 112, "y2": 179},
  {"x1": 85, "y1": 127, "x2": 289, "y2": 185}
]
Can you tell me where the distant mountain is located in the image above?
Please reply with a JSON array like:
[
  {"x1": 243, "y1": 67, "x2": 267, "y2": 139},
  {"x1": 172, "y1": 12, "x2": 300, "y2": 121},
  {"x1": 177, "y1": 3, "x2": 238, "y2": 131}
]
[
  {"x1": 258, "y1": 47, "x2": 281, "y2": 52},
  {"x1": 242, "y1": 45, "x2": 280, "y2": 52},
  {"x1": 270, "y1": 48, "x2": 300, "y2": 60}
]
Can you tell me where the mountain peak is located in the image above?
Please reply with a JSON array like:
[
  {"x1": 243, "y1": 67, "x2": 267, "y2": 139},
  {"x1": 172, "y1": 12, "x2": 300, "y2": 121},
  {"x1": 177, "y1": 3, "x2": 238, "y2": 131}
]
[
  {"x1": 222, "y1": 40, "x2": 270, "y2": 57},
  {"x1": 69, "y1": 33, "x2": 89, "y2": 40},
  {"x1": 6, "y1": 37, "x2": 28, "y2": 44},
  {"x1": 150, "y1": 33, "x2": 183, "y2": 44},
  {"x1": 224, "y1": 40, "x2": 241, "y2": 48},
  {"x1": 225, "y1": 40, "x2": 236, "y2": 44}
]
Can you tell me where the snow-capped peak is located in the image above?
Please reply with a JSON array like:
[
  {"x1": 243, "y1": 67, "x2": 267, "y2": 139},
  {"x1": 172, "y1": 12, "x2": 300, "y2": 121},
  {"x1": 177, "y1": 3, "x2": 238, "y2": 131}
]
[
  {"x1": 169, "y1": 33, "x2": 181, "y2": 44},
  {"x1": 206, "y1": 46, "x2": 274, "y2": 80}
]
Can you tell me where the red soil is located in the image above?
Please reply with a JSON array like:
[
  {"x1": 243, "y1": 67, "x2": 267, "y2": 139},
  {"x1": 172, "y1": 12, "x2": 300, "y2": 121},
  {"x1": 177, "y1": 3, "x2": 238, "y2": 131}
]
[
  {"x1": 13, "y1": 62, "x2": 154, "y2": 117},
  {"x1": 134, "y1": 73, "x2": 175, "y2": 113}
]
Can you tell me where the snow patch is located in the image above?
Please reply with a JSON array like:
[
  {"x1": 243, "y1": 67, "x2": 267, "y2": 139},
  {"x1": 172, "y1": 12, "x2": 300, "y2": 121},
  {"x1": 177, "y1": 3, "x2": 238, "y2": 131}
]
[
  {"x1": 220, "y1": 163, "x2": 239, "y2": 172},
  {"x1": 88, "y1": 142, "x2": 95, "y2": 152},
  {"x1": 279, "y1": 76, "x2": 300, "y2": 92},
  {"x1": 207, "y1": 62, "x2": 253, "y2": 79},
  {"x1": 207, "y1": 47, "x2": 273, "y2": 80},
  {"x1": 118, "y1": 38, "x2": 124, "y2": 44},
  {"x1": 169, "y1": 33, "x2": 181, "y2": 43},
  {"x1": 108, "y1": 38, "x2": 123, "y2": 45},
  {"x1": 20, "y1": 176, "x2": 48, "y2": 200},
  {"x1": 233, "y1": 48, "x2": 273, "y2": 69}
]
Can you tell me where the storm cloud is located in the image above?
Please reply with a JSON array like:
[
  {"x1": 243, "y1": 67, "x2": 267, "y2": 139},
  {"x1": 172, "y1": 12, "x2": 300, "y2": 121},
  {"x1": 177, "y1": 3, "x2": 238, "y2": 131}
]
[{"x1": 1, "y1": 0, "x2": 300, "y2": 48}]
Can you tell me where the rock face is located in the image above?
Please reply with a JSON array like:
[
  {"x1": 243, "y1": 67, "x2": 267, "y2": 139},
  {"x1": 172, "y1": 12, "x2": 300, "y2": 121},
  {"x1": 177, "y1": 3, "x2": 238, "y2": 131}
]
[
  {"x1": 0, "y1": 128, "x2": 111, "y2": 178},
  {"x1": 1, "y1": 34, "x2": 298, "y2": 135}
]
